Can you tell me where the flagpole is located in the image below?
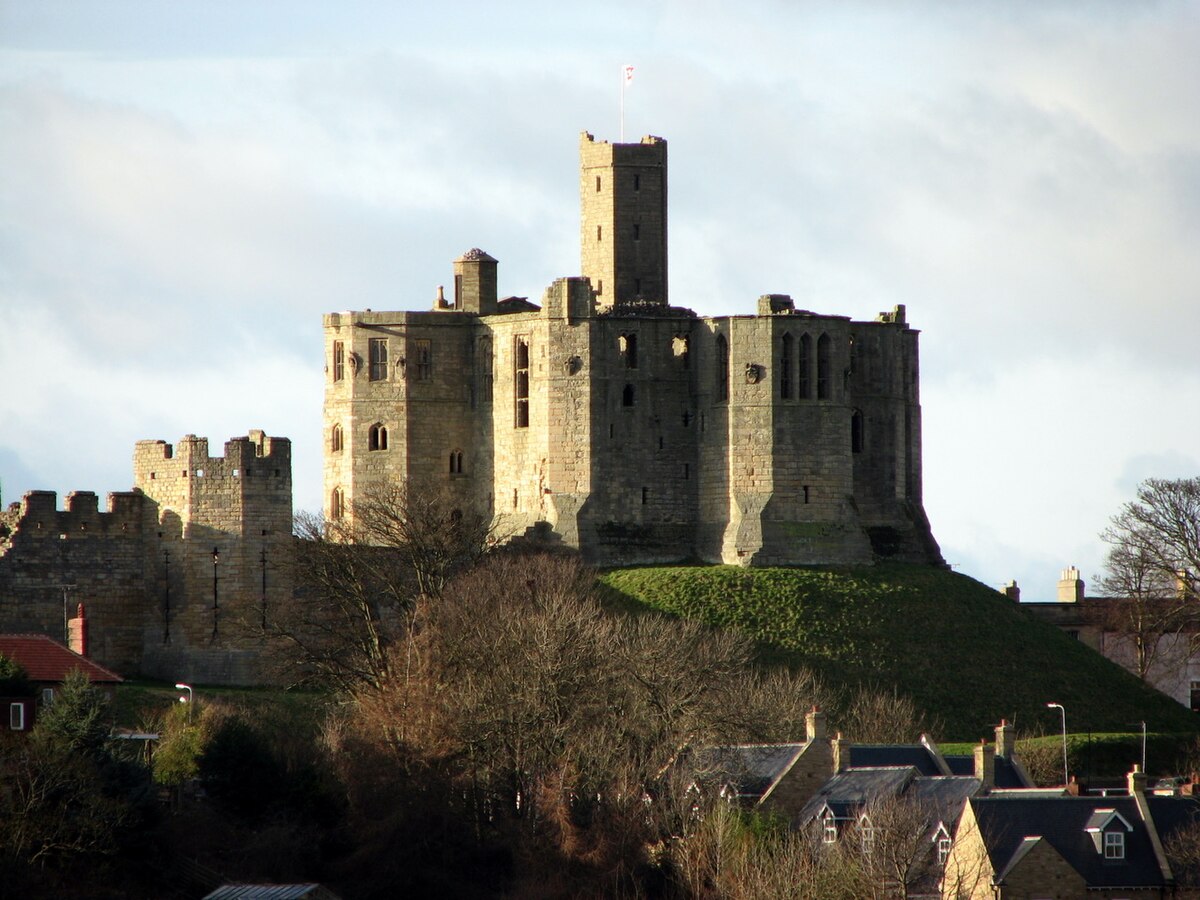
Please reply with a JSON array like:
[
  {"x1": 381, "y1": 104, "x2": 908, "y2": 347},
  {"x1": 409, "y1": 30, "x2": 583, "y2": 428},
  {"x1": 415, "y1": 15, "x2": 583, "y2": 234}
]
[{"x1": 620, "y1": 66, "x2": 625, "y2": 142}]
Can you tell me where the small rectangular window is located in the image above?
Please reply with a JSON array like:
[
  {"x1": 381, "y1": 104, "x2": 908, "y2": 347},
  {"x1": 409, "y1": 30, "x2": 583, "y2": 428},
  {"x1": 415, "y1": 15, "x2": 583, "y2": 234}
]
[
  {"x1": 633, "y1": 174, "x2": 640, "y2": 191},
  {"x1": 332, "y1": 340, "x2": 345, "y2": 381},
  {"x1": 633, "y1": 223, "x2": 640, "y2": 241},
  {"x1": 41, "y1": 688, "x2": 53, "y2": 706},
  {"x1": 1104, "y1": 831, "x2": 1125, "y2": 859},
  {"x1": 414, "y1": 339, "x2": 433, "y2": 381},
  {"x1": 10, "y1": 702, "x2": 25, "y2": 731},
  {"x1": 369, "y1": 338, "x2": 388, "y2": 381}
]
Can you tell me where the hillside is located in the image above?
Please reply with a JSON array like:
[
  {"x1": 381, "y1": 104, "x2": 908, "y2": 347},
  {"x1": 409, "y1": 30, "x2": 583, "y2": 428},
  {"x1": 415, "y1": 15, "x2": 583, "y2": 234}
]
[{"x1": 599, "y1": 563, "x2": 1198, "y2": 740}]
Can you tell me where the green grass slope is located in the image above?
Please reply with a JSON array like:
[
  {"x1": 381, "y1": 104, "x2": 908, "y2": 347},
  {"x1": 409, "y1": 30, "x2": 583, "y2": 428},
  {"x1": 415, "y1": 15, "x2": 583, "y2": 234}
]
[{"x1": 599, "y1": 563, "x2": 1198, "y2": 740}]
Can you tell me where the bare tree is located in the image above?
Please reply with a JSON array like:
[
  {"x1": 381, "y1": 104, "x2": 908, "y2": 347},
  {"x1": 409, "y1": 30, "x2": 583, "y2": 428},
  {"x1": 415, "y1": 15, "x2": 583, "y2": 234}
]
[
  {"x1": 270, "y1": 484, "x2": 499, "y2": 693},
  {"x1": 1098, "y1": 477, "x2": 1200, "y2": 683}
]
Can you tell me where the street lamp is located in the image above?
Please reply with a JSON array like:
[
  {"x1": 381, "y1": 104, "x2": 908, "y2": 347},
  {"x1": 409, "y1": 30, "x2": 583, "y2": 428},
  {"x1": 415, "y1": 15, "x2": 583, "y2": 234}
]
[
  {"x1": 211, "y1": 546, "x2": 219, "y2": 640},
  {"x1": 1046, "y1": 702, "x2": 1068, "y2": 786},
  {"x1": 175, "y1": 682, "x2": 193, "y2": 724}
]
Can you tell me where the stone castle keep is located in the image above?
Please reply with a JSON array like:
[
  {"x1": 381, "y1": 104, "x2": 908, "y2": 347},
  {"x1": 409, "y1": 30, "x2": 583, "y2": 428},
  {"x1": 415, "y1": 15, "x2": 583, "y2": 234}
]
[
  {"x1": 324, "y1": 132, "x2": 942, "y2": 567},
  {"x1": 0, "y1": 131, "x2": 941, "y2": 683}
]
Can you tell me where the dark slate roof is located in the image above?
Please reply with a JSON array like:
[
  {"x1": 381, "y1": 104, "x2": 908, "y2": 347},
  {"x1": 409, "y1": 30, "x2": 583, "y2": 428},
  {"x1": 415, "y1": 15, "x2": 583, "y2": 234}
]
[
  {"x1": 944, "y1": 754, "x2": 1030, "y2": 788},
  {"x1": 203, "y1": 885, "x2": 341, "y2": 900},
  {"x1": 497, "y1": 296, "x2": 540, "y2": 313},
  {"x1": 797, "y1": 767, "x2": 917, "y2": 824},
  {"x1": 688, "y1": 743, "x2": 804, "y2": 803},
  {"x1": 847, "y1": 744, "x2": 944, "y2": 776},
  {"x1": 909, "y1": 776, "x2": 981, "y2": 824},
  {"x1": 0, "y1": 634, "x2": 123, "y2": 684},
  {"x1": 1146, "y1": 794, "x2": 1200, "y2": 843},
  {"x1": 969, "y1": 795, "x2": 1171, "y2": 888}
]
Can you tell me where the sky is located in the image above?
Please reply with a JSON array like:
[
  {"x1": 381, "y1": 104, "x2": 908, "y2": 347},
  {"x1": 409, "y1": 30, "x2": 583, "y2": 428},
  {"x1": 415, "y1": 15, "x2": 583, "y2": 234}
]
[{"x1": 1, "y1": 1, "x2": 1197, "y2": 601}]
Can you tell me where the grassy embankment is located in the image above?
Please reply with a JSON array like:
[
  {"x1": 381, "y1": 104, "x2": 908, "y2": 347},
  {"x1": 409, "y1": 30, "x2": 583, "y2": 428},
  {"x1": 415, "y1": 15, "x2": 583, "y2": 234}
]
[{"x1": 599, "y1": 563, "x2": 1198, "y2": 744}]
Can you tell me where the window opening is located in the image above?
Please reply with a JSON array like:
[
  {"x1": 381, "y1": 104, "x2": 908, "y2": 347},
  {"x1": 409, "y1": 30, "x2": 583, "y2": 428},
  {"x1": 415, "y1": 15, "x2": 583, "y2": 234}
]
[
  {"x1": 414, "y1": 339, "x2": 432, "y2": 381},
  {"x1": 622, "y1": 384, "x2": 635, "y2": 407},
  {"x1": 514, "y1": 336, "x2": 530, "y2": 428},
  {"x1": 1105, "y1": 831, "x2": 1125, "y2": 860},
  {"x1": 634, "y1": 173, "x2": 640, "y2": 191},
  {"x1": 851, "y1": 410, "x2": 864, "y2": 453},
  {"x1": 9, "y1": 702, "x2": 24, "y2": 731},
  {"x1": 619, "y1": 333, "x2": 638, "y2": 368},
  {"x1": 823, "y1": 815, "x2": 837, "y2": 844},
  {"x1": 683, "y1": 463, "x2": 690, "y2": 480},
  {"x1": 817, "y1": 333, "x2": 832, "y2": 399},
  {"x1": 716, "y1": 334, "x2": 729, "y2": 401},
  {"x1": 330, "y1": 488, "x2": 343, "y2": 521},
  {"x1": 803, "y1": 485, "x2": 810, "y2": 504},
  {"x1": 781, "y1": 333, "x2": 794, "y2": 399},
  {"x1": 633, "y1": 223, "x2": 640, "y2": 241},
  {"x1": 595, "y1": 176, "x2": 601, "y2": 192},
  {"x1": 641, "y1": 487, "x2": 648, "y2": 505},
  {"x1": 332, "y1": 340, "x2": 345, "y2": 381},
  {"x1": 369, "y1": 338, "x2": 388, "y2": 381},
  {"x1": 369, "y1": 423, "x2": 388, "y2": 451},
  {"x1": 331, "y1": 423, "x2": 343, "y2": 453},
  {"x1": 449, "y1": 451, "x2": 464, "y2": 475},
  {"x1": 937, "y1": 835, "x2": 951, "y2": 867},
  {"x1": 799, "y1": 333, "x2": 812, "y2": 399},
  {"x1": 597, "y1": 225, "x2": 602, "y2": 241},
  {"x1": 673, "y1": 334, "x2": 690, "y2": 366}
]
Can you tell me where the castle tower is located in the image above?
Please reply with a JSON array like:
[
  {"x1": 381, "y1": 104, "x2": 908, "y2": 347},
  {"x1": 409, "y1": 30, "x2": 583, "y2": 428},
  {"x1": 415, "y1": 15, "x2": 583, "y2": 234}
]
[
  {"x1": 454, "y1": 248, "x2": 498, "y2": 315},
  {"x1": 579, "y1": 132, "x2": 668, "y2": 310}
]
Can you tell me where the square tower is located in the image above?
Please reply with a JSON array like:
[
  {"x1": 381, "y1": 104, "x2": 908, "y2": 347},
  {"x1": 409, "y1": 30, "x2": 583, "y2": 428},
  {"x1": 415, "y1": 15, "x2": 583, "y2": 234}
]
[{"x1": 579, "y1": 132, "x2": 668, "y2": 310}]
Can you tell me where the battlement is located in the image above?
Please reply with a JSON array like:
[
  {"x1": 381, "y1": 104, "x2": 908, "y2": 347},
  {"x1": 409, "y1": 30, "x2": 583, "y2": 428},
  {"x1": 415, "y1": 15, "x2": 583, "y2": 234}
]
[
  {"x1": 0, "y1": 489, "x2": 145, "y2": 547},
  {"x1": 133, "y1": 431, "x2": 291, "y2": 490}
]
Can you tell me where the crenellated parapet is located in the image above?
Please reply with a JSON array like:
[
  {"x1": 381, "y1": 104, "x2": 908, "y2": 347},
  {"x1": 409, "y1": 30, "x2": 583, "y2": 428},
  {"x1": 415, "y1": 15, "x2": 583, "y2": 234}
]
[{"x1": 0, "y1": 490, "x2": 146, "y2": 551}]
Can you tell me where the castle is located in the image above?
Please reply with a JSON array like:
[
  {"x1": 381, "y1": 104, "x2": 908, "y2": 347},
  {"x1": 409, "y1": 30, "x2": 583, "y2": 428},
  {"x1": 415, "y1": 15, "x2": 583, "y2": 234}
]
[
  {"x1": 0, "y1": 432, "x2": 292, "y2": 683},
  {"x1": 323, "y1": 132, "x2": 942, "y2": 567},
  {"x1": 0, "y1": 131, "x2": 941, "y2": 684}
]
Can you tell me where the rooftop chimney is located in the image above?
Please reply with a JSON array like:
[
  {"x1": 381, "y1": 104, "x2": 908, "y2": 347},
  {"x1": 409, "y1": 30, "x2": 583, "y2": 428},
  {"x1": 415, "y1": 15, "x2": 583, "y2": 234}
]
[
  {"x1": 1128, "y1": 764, "x2": 1148, "y2": 796},
  {"x1": 68, "y1": 602, "x2": 87, "y2": 657},
  {"x1": 1057, "y1": 566, "x2": 1085, "y2": 603},
  {"x1": 974, "y1": 740, "x2": 995, "y2": 792},
  {"x1": 1000, "y1": 581, "x2": 1021, "y2": 602},
  {"x1": 995, "y1": 719, "x2": 1016, "y2": 758},
  {"x1": 806, "y1": 705, "x2": 826, "y2": 743}
]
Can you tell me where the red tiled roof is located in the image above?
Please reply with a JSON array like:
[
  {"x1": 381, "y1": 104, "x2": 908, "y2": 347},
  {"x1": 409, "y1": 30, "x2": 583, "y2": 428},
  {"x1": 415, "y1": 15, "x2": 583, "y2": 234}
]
[{"x1": 0, "y1": 634, "x2": 123, "y2": 684}]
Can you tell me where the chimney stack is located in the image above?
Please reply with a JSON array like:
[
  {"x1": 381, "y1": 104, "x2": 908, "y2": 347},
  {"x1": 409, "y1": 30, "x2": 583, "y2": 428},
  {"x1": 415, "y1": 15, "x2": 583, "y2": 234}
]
[
  {"x1": 974, "y1": 740, "x2": 995, "y2": 792},
  {"x1": 1128, "y1": 764, "x2": 1148, "y2": 796},
  {"x1": 1057, "y1": 566, "x2": 1085, "y2": 603},
  {"x1": 806, "y1": 705, "x2": 826, "y2": 743},
  {"x1": 1000, "y1": 581, "x2": 1020, "y2": 602},
  {"x1": 995, "y1": 719, "x2": 1016, "y2": 758},
  {"x1": 68, "y1": 602, "x2": 87, "y2": 657}
]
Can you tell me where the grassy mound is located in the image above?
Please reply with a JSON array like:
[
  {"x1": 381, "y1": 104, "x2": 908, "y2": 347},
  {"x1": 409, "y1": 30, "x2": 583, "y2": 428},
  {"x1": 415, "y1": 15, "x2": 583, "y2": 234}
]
[{"x1": 599, "y1": 563, "x2": 1198, "y2": 740}]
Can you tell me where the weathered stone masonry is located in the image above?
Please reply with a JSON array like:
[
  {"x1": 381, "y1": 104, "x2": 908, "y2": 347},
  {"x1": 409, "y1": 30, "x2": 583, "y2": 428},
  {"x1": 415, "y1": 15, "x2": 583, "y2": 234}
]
[
  {"x1": 323, "y1": 132, "x2": 943, "y2": 568},
  {"x1": 0, "y1": 431, "x2": 292, "y2": 683}
]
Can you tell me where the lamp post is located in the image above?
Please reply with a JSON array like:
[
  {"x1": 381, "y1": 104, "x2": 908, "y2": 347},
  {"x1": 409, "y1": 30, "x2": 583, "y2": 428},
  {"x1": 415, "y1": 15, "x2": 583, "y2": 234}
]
[
  {"x1": 1047, "y1": 702, "x2": 1068, "y2": 786},
  {"x1": 175, "y1": 682, "x2": 193, "y2": 724},
  {"x1": 211, "y1": 546, "x2": 219, "y2": 640}
]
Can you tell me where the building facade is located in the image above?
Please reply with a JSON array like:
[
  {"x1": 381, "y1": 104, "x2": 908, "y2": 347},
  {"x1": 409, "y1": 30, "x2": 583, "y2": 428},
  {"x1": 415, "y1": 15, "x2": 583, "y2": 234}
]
[{"x1": 323, "y1": 132, "x2": 943, "y2": 568}]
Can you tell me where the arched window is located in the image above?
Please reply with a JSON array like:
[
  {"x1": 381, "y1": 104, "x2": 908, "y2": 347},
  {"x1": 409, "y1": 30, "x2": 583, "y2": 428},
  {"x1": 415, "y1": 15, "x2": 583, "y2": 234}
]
[
  {"x1": 851, "y1": 410, "x2": 864, "y2": 453},
  {"x1": 716, "y1": 334, "x2": 729, "y2": 401},
  {"x1": 817, "y1": 333, "x2": 832, "y2": 400},
  {"x1": 369, "y1": 423, "x2": 388, "y2": 451},
  {"x1": 799, "y1": 333, "x2": 812, "y2": 399},
  {"x1": 449, "y1": 450, "x2": 464, "y2": 474},
  {"x1": 780, "y1": 333, "x2": 794, "y2": 399},
  {"x1": 330, "y1": 487, "x2": 343, "y2": 521},
  {"x1": 622, "y1": 384, "x2": 636, "y2": 407},
  {"x1": 331, "y1": 423, "x2": 343, "y2": 453}
]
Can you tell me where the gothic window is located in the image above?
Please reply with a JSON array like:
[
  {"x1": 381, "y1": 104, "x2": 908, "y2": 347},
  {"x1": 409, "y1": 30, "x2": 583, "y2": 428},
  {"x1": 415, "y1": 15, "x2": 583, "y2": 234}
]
[
  {"x1": 330, "y1": 487, "x2": 343, "y2": 521},
  {"x1": 414, "y1": 339, "x2": 432, "y2": 381},
  {"x1": 449, "y1": 450, "x2": 464, "y2": 475},
  {"x1": 780, "y1": 333, "x2": 794, "y2": 399},
  {"x1": 622, "y1": 384, "x2": 635, "y2": 407},
  {"x1": 619, "y1": 333, "x2": 638, "y2": 369},
  {"x1": 368, "y1": 423, "x2": 388, "y2": 451},
  {"x1": 822, "y1": 812, "x2": 838, "y2": 844},
  {"x1": 716, "y1": 334, "x2": 729, "y2": 401},
  {"x1": 799, "y1": 333, "x2": 812, "y2": 399},
  {"x1": 369, "y1": 338, "x2": 388, "y2": 381},
  {"x1": 514, "y1": 335, "x2": 530, "y2": 428},
  {"x1": 332, "y1": 341, "x2": 345, "y2": 381},
  {"x1": 851, "y1": 410, "x2": 864, "y2": 453},
  {"x1": 817, "y1": 333, "x2": 832, "y2": 399},
  {"x1": 859, "y1": 816, "x2": 875, "y2": 856},
  {"x1": 331, "y1": 423, "x2": 343, "y2": 453}
]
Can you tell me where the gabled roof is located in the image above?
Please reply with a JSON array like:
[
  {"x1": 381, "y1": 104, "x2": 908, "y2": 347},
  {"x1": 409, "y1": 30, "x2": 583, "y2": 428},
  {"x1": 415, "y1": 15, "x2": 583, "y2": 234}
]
[
  {"x1": 847, "y1": 744, "x2": 944, "y2": 776},
  {"x1": 688, "y1": 743, "x2": 805, "y2": 803},
  {"x1": 944, "y1": 753, "x2": 1031, "y2": 788},
  {"x1": 0, "y1": 634, "x2": 123, "y2": 684},
  {"x1": 969, "y1": 794, "x2": 1197, "y2": 888},
  {"x1": 797, "y1": 766, "x2": 918, "y2": 824}
]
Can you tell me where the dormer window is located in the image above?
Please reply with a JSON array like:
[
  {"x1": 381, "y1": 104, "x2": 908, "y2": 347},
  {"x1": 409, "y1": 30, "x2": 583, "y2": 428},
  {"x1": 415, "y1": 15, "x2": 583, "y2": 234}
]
[
  {"x1": 934, "y1": 822, "x2": 952, "y2": 866},
  {"x1": 1104, "y1": 831, "x2": 1125, "y2": 859},
  {"x1": 1085, "y1": 808, "x2": 1132, "y2": 860},
  {"x1": 858, "y1": 814, "x2": 875, "y2": 856}
]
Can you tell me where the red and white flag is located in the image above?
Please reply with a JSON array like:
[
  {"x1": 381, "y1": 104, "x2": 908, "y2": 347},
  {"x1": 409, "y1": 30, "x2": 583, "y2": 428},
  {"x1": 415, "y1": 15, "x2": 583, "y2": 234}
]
[{"x1": 623, "y1": 64, "x2": 635, "y2": 85}]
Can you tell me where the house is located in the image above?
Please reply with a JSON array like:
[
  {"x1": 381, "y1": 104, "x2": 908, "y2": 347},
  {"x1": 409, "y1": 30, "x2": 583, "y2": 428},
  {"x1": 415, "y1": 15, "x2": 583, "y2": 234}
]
[
  {"x1": 942, "y1": 766, "x2": 1200, "y2": 899},
  {"x1": 0, "y1": 632, "x2": 123, "y2": 732}
]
